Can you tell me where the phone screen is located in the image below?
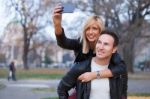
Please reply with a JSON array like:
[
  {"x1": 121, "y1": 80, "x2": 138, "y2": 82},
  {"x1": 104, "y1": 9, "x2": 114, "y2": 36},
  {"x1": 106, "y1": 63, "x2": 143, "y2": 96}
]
[{"x1": 62, "y1": 3, "x2": 75, "y2": 13}]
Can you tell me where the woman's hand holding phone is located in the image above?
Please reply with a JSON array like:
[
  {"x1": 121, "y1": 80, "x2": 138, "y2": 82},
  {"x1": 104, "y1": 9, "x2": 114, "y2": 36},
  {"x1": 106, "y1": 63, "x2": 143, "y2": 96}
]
[
  {"x1": 62, "y1": 3, "x2": 75, "y2": 13},
  {"x1": 52, "y1": 3, "x2": 63, "y2": 35}
]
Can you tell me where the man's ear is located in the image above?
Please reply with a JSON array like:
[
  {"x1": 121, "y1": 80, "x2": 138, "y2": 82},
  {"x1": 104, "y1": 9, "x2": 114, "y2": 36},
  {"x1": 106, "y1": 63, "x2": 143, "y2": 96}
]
[{"x1": 112, "y1": 47, "x2": 117, "y2": 53}]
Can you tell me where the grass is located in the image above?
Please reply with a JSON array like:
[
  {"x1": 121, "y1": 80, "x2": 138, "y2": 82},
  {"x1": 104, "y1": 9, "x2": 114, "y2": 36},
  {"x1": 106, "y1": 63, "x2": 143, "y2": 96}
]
[
  {"x1": 128, "y1": 71, "x2": 150, "y2": 80},
  {"x1": 0, "y1": 68, "x2": 66, "y2": 79},
  {"x1": 0, "y1": 68, "x2": 8, "y2": 78},
  {"x1": 1, "y1": 68, "x2": 150, "y2": 99},
  {"x1": 128, "y1": 93, "x2": 150, "y2": 99},
  {"x1": 129, "y1": 93, "x2": 150, "y2": 97},
  {"x1": 32, "y1": 88, "x2": 56, "y2": 92},
  {"x1": 1, "y1": 68, "x2": 150, "y2": 80},
  {"x1": 128, "y1": 96, "x2": 150, "y2": 99}
]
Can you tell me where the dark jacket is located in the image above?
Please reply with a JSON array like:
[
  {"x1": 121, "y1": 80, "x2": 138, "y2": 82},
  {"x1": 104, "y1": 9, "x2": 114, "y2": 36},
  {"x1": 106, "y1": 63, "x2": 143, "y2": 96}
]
[
  {"x1": 57, "y1": 58, "x2": 127, "y2": 99},
  {"x1": 56, "y1": 29, "x2": 127, "y2": 99},
  {"x1": 56, "y1": 29, "x2": 126, "y2": 76},
  {"x1": 9, "y1": 62, "x2": 15, "y2": 72}
]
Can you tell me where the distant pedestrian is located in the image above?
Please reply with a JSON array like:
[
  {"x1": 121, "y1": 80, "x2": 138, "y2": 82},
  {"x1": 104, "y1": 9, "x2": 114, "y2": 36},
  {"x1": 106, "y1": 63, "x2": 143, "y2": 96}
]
[{"x1": 8, "y1": 61, "x2": 16, "y2": 81}]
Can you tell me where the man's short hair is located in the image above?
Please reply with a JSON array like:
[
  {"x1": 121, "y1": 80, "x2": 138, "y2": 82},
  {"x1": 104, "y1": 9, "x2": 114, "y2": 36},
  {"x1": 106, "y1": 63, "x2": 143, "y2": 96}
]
[{"x1": 100, "y1": 30, "x2": 119, "y2": 47}]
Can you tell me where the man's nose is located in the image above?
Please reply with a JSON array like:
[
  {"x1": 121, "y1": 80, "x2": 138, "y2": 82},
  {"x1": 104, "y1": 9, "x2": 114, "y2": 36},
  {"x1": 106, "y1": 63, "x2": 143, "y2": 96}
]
[{"x1": 99, "y1": 44, "x2": 104, "y2": 49}]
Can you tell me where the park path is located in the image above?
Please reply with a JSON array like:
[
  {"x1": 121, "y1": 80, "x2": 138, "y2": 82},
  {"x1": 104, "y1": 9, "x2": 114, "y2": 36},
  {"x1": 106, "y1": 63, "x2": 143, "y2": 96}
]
[
  {"x1": 0, "y1": 79, "x2": 150, "y2": 99},
  {"x1": 0, "y1": 79, "x2": 59, "y2": 99}
]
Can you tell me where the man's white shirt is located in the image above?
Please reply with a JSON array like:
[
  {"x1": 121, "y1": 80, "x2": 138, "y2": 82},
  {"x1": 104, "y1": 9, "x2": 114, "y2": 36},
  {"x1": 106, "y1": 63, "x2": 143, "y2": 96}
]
[{"x1": 90, "y1": 59, "x2": 110, "y2": 99}]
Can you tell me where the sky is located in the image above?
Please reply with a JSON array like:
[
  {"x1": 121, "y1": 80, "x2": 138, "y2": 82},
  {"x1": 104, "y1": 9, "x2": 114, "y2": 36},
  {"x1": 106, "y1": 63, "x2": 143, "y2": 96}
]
[
  {"x1": 0, "y1": 0, "x2": 8, "y2": 36},
  {"x1": 0, "y1": 0, "x2": 87, "y2": 40},
  {"x1": 47, "y1": 10, "x2": 86, "y2": 40}
]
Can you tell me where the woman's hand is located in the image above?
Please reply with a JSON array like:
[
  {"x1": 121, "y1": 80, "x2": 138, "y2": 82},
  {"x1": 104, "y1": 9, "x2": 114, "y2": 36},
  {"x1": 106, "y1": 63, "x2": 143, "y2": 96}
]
[
  {"x1": 78, "y1": 72, "x2": 96, "y2": 82},
  {"x1": 78, "y1": 69, "x2": 113, "y2": 82},
  {"x1": 52, "y1": 3, "x2": 63, "y2": 35}
]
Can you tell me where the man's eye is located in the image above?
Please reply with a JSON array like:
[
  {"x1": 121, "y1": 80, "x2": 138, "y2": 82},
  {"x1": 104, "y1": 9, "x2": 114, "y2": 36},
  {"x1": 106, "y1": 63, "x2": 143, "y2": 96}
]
[
  {"x1": 97, "y1": 40, "x2": 102, "y2": 44},
  {"x1": 104, "y1": 43, "x2": 109, "y2": 46}
]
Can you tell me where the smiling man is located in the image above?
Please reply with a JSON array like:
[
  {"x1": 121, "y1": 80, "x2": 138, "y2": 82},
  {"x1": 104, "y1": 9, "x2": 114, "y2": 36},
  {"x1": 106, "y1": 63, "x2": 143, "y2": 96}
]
[{"x1": 57, "y1": 30, "x2": 127, "y2": 99}]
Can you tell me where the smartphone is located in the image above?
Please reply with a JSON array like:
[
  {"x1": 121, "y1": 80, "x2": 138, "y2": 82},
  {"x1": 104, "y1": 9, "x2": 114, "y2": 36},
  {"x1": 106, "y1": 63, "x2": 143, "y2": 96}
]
[{"x1": 62, "y1": 3, "x2": 75, "y2": 13}]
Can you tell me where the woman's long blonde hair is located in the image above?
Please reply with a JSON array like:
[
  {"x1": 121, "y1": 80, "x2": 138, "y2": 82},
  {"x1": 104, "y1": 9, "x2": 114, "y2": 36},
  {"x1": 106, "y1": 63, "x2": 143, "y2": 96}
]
[{"x1": 80, "y1": 16, "x2": 105, "y2": 54}]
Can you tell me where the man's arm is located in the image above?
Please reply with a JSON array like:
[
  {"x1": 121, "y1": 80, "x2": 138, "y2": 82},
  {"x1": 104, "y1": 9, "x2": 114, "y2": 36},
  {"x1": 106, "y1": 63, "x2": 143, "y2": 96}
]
[{"x1": 57, "y1": 60, "x2": 89, "y2": 99}]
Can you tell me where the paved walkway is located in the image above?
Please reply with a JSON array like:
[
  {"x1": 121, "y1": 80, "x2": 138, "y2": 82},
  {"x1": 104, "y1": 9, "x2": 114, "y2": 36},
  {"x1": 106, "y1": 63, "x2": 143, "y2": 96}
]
[
  {"x1": 0, "y1": 79, "x2": 59, "y2": 99},
  {"x1": 0, "y1": 79, "x2": 150, "y2": 99},
  {"x1": 128, "y1": 79, "x2": 150, "y2": 93}
]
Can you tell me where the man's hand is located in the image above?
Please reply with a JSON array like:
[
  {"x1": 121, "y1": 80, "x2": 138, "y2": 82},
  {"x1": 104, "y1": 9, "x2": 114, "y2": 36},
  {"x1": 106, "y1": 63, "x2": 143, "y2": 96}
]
[
  {"x1": 78, "y1": 72, "x2": 96, "y2": 82},
  {"x1": 52, "y1": 3, "x2": 63, "y2": 35}
]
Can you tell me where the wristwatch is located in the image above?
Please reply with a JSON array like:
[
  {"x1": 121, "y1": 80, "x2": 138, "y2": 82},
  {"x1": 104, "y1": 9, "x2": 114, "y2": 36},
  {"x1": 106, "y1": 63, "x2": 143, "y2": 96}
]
[{"x1": 96, "y1": 71, "x2": 100, "y2": 79}]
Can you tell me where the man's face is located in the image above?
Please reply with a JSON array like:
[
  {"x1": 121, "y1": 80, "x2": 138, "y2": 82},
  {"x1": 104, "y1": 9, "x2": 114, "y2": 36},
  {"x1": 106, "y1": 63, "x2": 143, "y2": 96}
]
[{"x1": 96, "y1": 34, "x2": 117, "y2": 60}]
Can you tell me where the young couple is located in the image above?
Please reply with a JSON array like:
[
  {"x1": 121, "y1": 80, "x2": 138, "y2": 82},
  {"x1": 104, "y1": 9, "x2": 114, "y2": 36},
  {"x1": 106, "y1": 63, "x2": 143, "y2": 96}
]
[{"x1": 53, "y1": 4, "x2": 127, "y2": 99}]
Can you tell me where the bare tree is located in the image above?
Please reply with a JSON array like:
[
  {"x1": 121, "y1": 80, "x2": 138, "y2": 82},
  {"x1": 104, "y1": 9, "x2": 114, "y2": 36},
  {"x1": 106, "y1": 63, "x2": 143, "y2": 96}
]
[
  {"x1": 4, "y1": 0, "x2": 54, "y2": 69},
  {"x1": 50, "y1": 0, "x2": 150, "y2": 72},
  {"x1": 87, "y1": 0, "x2": 150, "y2": 73}
]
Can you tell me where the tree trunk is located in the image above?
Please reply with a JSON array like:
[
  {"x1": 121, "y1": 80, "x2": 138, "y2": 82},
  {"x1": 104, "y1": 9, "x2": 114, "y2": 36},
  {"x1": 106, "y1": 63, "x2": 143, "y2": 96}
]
[
  {"x1": 23, "y1": 49, "x2": 28, "y2": 69},
  {"x1": 123, "y1": 40, "x2": 134, "y2": 73},
  {"x1": 23, "y1": 27, "x2": 29, "y2": 70}
]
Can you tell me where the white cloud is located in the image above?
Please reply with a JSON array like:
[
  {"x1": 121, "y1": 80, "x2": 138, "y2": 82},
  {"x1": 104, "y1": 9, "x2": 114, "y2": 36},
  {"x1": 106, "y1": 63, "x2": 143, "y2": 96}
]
[{"x1": 0, "y1": 1, "x2": 10, "y2": 35}]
